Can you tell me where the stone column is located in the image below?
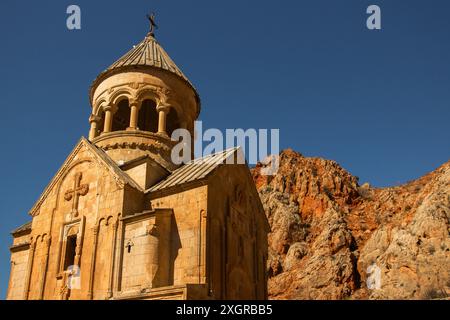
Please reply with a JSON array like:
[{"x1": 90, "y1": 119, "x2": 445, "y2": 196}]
[
  {"x1": 88, "y1": 115, "x2": 101, "y2": 140},
  {"x1": 74, "y1": 236, "x2": 82, "y2": 270},
  {"x1": 23, "y1": 240, "x2": 36, "y2": 300},
  {"x1": 103, "y1": 105, "x2": 114, "y2": 133},
  {"x1": 113, "y1": 216, "x2": 123, "y2": 294},
  {"x1": 87, "y1": 224, "x2": 99, "y2": 300},
  {"x1": 127, "y1": 100, "x2": 140, "y2": 131},
  {"x1": 199, "y1": 210, "x2": 208, "y2": 284},
  {"x1": 156, "y1": 103, "x2": 171, "y2": 136},
  {"x1": 38, "y1": 236, "x2": 52, "y2": 300},
  {"x1": 107, "y1": 222, "x2": 118, "y2": 299}
]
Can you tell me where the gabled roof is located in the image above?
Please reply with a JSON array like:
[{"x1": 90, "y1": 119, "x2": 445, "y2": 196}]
[
  {"x1": 29, "y1": 137, "x2": 142, "y2": 216},
  {"x1": 147, "y1": 147, "x2": 242, "y2": 193}
]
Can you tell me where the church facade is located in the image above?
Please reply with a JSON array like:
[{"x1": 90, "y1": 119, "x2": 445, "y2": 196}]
[{"x1": 6, "y1": 24, "x2": 269, "y2": 300}]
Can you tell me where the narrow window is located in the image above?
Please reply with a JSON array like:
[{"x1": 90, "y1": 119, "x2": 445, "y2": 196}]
[
  {"x1": 64, "y1": 235, "x2": 77, "y2": 270},
  {"x1": 138, "y1": 99, "x2": 158, "y2": 132}
]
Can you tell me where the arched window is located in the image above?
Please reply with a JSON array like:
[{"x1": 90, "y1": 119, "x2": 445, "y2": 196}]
[
  {"x1": 138, "y1": 99, "x2": 158, "y2": 132},
  {"x1": 112, "y1": 99, "x2": 130, "y2": 131},
  {"x1": 166, "y1": 108, "x2": 180, "y2": 136},
  {"x1": 97, "y1": 110, "x2": 105, "y2": 135}
]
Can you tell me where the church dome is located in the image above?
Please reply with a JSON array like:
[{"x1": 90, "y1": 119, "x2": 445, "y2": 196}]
[
  {"x1": 89, "y1": 33, "x2": 200, "y2": 110},
  {"x1": 87, "y1": 21, "x2": 200, "y2": 171}
]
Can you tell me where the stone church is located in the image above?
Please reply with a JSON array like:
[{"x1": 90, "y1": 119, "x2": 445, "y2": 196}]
[{"x1": 6, "y1": 22, "x2": 269, "y2": 300}]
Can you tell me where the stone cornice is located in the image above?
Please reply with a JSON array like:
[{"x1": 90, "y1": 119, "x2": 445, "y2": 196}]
[
  {"x1": 92, "y1": 130, "x2": 176, "y2": 149},
  {"x1": 9, "y1": 242, "x2": 30, "y2": 253}
]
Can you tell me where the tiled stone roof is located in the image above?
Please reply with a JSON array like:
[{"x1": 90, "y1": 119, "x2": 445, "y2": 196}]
[
  {"x1": 148, "y1": 147, "x2": 242, "y2": 192},
  {"x1": 108, "y1": 34, "x2": 192, "y2": 86},
  {"x1": 90, "y1": 33, "x2": 199, "y2": 104}
]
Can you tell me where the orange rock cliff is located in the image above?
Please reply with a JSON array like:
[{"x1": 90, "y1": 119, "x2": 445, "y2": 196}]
[{"x1": 252, "y1": 149, "x2": 450, "y2": 299}]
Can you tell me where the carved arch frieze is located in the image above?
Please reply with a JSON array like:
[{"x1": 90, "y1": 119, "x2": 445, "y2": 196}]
[{"x1": 92, "y1": 82, "x2": 173, "y2": 116}]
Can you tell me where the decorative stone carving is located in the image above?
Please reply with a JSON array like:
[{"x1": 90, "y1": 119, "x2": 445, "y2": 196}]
[{"x1": 64, "y1": 172, "x2": 89, "y2": 218}]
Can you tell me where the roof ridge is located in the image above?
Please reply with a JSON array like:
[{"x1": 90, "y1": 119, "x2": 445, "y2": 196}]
[{"x1": 190, "y1": 146, "x2": 241, "y2": 163}]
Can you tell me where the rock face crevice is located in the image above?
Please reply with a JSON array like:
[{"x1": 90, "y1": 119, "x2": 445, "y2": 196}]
[{"x1": 252, "y1": 149, "x2": 450, "y2": 299}]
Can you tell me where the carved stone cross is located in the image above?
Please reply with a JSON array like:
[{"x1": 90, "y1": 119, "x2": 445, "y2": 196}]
[{"x1": 64, "y1": 172, "x2": 89, "y2": 217}]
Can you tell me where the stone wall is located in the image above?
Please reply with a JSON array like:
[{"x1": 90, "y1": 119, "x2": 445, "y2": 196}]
[
  {"x1": 207, "y1": 164, "x2": 269, "y2": 300},
  {"x1": 7, "y1": 248, "x2": 30, "y2": 299},
  {"x1": 150, "y1": 185, "x2": 208, "y2": 287}
]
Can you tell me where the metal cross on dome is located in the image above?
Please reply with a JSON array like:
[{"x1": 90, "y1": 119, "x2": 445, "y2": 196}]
[{"x1": 146, "y1": 12, "x2": 158, "y2": 36}]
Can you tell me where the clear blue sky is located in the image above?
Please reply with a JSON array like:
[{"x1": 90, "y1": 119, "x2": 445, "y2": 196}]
[{"x1": 0, "y1": 0, "x2": 449, "y2": 298}]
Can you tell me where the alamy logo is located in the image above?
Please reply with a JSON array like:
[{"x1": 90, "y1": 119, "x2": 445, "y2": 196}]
[
  {"x1": 171, "y1": 121, "x2": 280, "y2": 175},
  {"x1": 66, "y1": 5, "x2": 81, "y2": 30},
  {"x1": 66, "y1": 264, "x2": 81, "y2": 289},
  {"x1": 367, "y1": 5, "x2": 381, "y2": 30}
]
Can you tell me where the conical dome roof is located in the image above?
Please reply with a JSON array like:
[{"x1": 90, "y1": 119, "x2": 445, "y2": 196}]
[{"x1": 90, "y1": 33, "x2": 199, "y2": 105}]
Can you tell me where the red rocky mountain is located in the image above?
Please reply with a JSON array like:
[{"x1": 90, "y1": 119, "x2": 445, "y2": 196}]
[{"x1": 252, "y1": 149, "x2": 450, "y2": 299}]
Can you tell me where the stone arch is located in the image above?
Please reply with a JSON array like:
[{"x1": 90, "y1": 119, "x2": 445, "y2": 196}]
[
  {"x1": 106, "y1": 215, "x2": 114, "y2": 226},
  {"x1": 93, "y1": 98, "x2": 108, "y2": 116},
  {"x1": 112, "y1": 99, "x2": 130, "y2": 131},
  {"x1": 92, "y1": 215, "x2": 114, "y2": 299},
  {"x1": 97, "y1": 215, "x2": 113, "y2": 227},
  {"x1": 109, "y1": 89, "x2": 134, "y2": 107},
  {"x1": 136, "y1": 88, "x2": 160, "y2": 105},
  {"x1": 66, "y1": 225, "x2": 79, "y2": 238},
  {"x1": 96, "y1": 109, "x2": 105, "y2": 134},
  {"x1": 35, "y1": 234, "x2": 43, "y2": 243},
  {"x1": 27, "y1": 232, "x2": 50, "y2": 299},
  {"x1": 97, "y1": 217, "x2": 105, "y2": 227}
]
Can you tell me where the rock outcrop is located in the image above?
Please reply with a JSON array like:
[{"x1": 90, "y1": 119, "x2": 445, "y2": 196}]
[{"x1": 252, "y1": 149, "x2": 450, "y2": 299}]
